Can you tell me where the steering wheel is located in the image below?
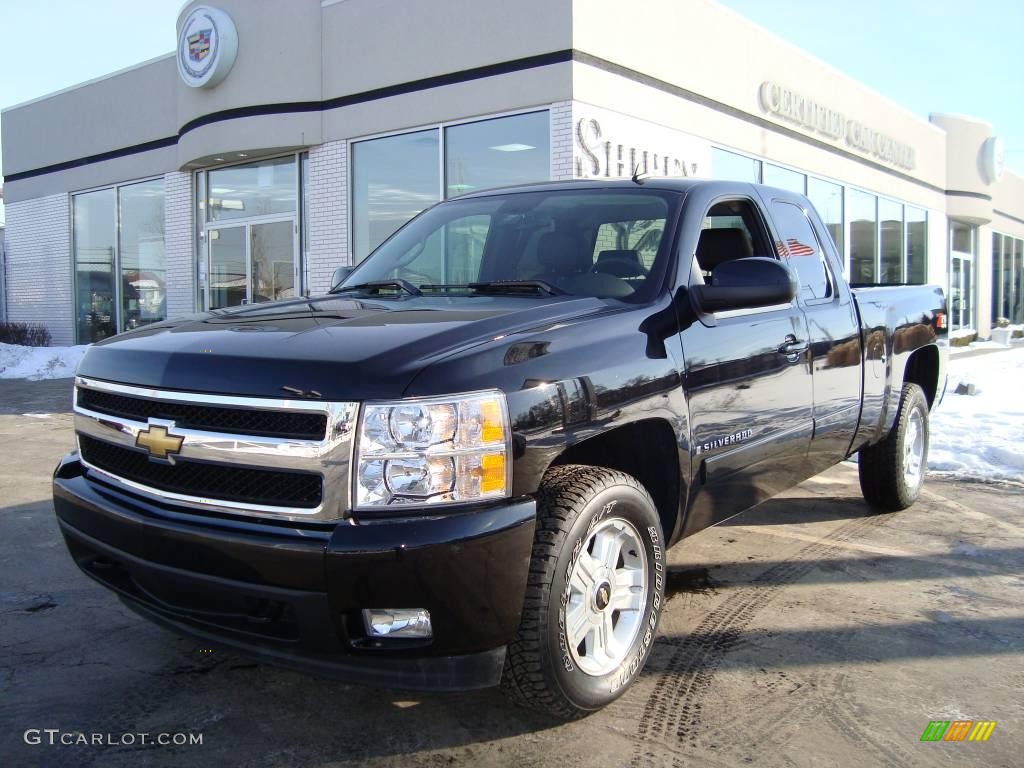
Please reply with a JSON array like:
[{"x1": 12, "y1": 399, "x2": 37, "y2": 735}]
[{"x1": 592, "y1": 258, "x2": 648, "y2": 279}]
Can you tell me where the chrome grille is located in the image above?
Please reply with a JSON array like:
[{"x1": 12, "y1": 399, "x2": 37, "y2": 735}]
[
  {"x1": 73, "y1": 377, "x2": 358, "y2": 521},
  {"x1": 79, "y1": 435, "x2": 323, "y2": 508},
  {"x1": 77, "y1": 387, "x2": 328, "y2": 440}
]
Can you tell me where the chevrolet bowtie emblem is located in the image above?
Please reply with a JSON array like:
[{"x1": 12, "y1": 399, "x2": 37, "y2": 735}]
[{"x1": 136, "y1": 424, "x2": 184, "y2": 459}]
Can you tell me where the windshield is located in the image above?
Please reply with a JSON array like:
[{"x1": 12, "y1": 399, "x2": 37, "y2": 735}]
[{"x1": 341, "y1": 189, "x2": 681, "y2": 302}]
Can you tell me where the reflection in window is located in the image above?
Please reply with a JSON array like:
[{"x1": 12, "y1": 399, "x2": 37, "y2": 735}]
[
  {"x1": 711, "y1": 148, "x2": 761, "y2": 183},
  {"x1": 119, "y1": 180, "x2": 166, "y2": 331},
  {"x1": 878, "y1": 198, "x2": 903, "y2": 284},
  {"x1": 771, "y1": 201, "x2": 830, "y2": 300},
  {"x1": 807, "y1": 177, "x2": 843, "y2": 260},
  {"x1": 848, "y1": 189, "x2": 877, "y2": 284},
  {"x1": 445, "y1": 112, "x2": 550, "y2": 198},
  {"x1": 206, "y1": 156, "x2": 296, "y2": 222},
  {"x1": 905, "y1": 207, "x2": 927, "y2": 285},
  {"x1": 763, "y1": 164, "x2": 806, "y2": 194},
  {"x1": 352, "y1": 129, "x2": 440, "y2": 262},
  {"x1": 74, "y1": 189, "x2": 117, "y2": 343}
]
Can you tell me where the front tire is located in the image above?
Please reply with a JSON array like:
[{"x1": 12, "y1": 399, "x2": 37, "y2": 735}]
[
  {"x1": 501, "y1": 465, "x2": 665, "y2": 720},
  {"x1": 858, "y1": 382, "x2": 930, "y2": 511}
]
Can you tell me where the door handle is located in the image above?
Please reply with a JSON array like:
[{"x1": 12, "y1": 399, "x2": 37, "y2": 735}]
[{"x1": 779, "y1": 336, "x2": 808, "y2": 356}]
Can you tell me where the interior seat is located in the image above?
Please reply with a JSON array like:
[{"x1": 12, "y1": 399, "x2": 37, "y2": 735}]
[{"x1": 695, "y1": 228, "x2": 754, "y2": 273}]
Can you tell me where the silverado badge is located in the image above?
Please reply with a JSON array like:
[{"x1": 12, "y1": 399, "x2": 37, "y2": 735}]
[{"x1": 136, "y1": 424, "x2": 184, "y2": 460}]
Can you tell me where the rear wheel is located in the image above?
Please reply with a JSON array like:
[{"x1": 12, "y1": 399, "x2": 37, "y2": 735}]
[
  {"x1": 501, "y1": 465, "x2": 665, "y2": 720},
  {"x1": 858, "y1": 382, "x2": 930, "y2": 511}
]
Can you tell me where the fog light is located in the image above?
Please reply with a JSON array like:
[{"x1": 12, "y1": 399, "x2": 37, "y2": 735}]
[{"x1": 362, "y1": 608, "x2": 432, "y2": 639}]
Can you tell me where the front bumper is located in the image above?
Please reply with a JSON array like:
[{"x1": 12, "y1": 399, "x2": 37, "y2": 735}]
[{"x1": 52, "y1": 453, "x2": 536, "y2": 691}]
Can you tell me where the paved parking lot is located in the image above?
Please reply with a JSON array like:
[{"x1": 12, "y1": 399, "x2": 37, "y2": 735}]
[{"x1": 1, "y1": 378, "x2": 1021, "y2": 767}]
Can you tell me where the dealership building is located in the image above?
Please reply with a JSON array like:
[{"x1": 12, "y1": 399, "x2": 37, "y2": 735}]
[{"x1": 2, "y1": 0, "x2": 1023, "y2": 345}]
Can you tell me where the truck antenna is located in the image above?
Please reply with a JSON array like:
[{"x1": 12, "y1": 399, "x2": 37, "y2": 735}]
[{"x1": 631, "y1": 163, "x2": 649, "y2": 185}]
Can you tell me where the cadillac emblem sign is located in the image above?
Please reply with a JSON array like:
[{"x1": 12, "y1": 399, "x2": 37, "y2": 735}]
[
  {"x1": 177, "y1": 6, "x2": 238, "y2": 88},
  {"x1": 188, "y1": 29, "x2": 212, "y2": 63}
]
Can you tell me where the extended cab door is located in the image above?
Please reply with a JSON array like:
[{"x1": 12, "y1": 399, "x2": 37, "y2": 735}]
[
  {"x1": 678, "y1": 187, "x2": 814, "y2": 536},
  {"x1": 758, "y1": 189, "x2": 864, "y2": 476}
]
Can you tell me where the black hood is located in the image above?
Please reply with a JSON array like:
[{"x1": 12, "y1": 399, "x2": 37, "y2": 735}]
[{"x1": 77, "y1": 294, "x2": 615, "y2": 400}]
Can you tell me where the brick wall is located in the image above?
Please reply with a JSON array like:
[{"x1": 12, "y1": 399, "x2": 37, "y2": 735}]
[
  {"x1": 550, "y1": 101, "x2": 575, "y2": 181},
  {"x1": 306, "y1": 140, "x2": 349, "y2": 296},
  {"x1": 163, "y1": 172, "x2": 195, "y2": 319},
  {"x1": 3, "y1": 195, "x2": 75, "y2": 346}
]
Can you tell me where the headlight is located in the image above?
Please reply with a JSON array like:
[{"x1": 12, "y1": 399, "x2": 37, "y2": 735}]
[{"x1": 354, "y1": 390, "x2": 511, "y2": 509}]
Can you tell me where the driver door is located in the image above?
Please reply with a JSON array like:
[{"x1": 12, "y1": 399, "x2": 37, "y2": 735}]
[{"x1": 679, "y1": 192, "x2": 814, "y2": 535}]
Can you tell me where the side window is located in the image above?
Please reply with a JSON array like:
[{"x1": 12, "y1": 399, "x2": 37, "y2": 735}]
[
  {"x1": 770, "y1": 201, "x2": 831, "y2": 300},
  {"x1": 695, "y1": 199, "x2": 771, "y2": 278}
]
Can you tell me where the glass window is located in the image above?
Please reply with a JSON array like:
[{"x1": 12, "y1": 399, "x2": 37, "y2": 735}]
[
  {"x1": 771, "y1": 201, "x2": 830, "y2": 300},
  {"x1": 905, "y1": 207, "x2": 927, "y2": 284},
  {"x1": 206, "y1": 156, "x2": 296, "y2": 222},
  {"x1": 848, "y1": 189, "x2": 877, "y2": 284},
  {"x1": 949, "y1": 221, "x2": 976, "y2": 330},
  {"x1": 1001, "y1": 236, "x2": 1015, "y2": 321},
  {"x1": 806, "y1": 177, "x2": 843, "y2": 260},
  {"x1": 592, "y1": 220, "x2": 664, "y2": 271},
  {"x1": 444, "y1": 112, "x2": 550, "y2": 198},
  {"x1": 352, "y1": 129, "x2": 441, "y2": 262},
  {"x1": 208, "y1": 226, "x2": 246, "y2": 310},
  {"x1": 950, "y1": 256, "x2": 964, "y2": 330},
  {"x1": 992, "y1": 233, "x2": 1003, "y2": 324},
  {"x1": 118, "y1": 180, "x2": 166, "y2": 331},
  {"x1": 878, "y1": 198, "x2": 903, "y2": 284},
  {"x1": 74, "y1": 189, "x2": 117, "y2": 343},
  {"x1": 950, "y1": 221, "x2": 973, "y2": 254},
  {"x1": 342, "y1": 190, "x2": 676, "y2": 303},
  {"x1": 712, "y1": 148, "x2": 761, "y2": 183},
  {"x1": 251, "y1": 220, "x2": 295, "y2": 302},
  {"x1": 763, "y1": 164, "x2": 805, "y2": 194},
  {"x1": 1014, "y1": 238, "x2": 1023, "y2": 324}
]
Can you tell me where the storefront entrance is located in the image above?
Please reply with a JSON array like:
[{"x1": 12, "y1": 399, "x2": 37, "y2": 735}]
[
  {"x1": 196, "y1": 154, "x2": 302, "y2": 310},
  {"x1": 208, "y1": 218, "x2": 296, "y2": 308}
]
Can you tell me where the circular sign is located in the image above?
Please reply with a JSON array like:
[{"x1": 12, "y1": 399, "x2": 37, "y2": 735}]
[
  {"x1": 177, "y1": 6, "x2": 238, "y2": 89},
  {"x1": 982, "y1": 136, "x2": 1005, "y2": 185}
]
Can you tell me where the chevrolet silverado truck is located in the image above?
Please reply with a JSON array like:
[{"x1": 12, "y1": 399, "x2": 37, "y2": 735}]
[{"x1": 53, "y1": 179, "x2": 947, "y2": 719}]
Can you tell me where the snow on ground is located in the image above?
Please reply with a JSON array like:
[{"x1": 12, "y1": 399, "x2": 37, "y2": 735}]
[
  {"x1": 0, "y1": 343, "x2": 89, "y2": 380},
  {"x1": 930, "y1": 346, "x2": 1024, "y2": 484}
]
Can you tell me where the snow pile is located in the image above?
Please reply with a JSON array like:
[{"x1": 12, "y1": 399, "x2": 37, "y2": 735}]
[
  {"x1": 930, "y1": 347, "x2": 1024, "y2": 483},
  {"x1": 0, "y1": 343, "x2": 89, "y2": 380}
]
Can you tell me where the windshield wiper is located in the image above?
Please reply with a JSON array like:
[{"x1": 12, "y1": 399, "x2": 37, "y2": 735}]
[
  {"x1": 330, "y1": 279, "x2": 422, "y2": 296},
  {"x1": 469, "y1": 280, "x2": 565, "y2": 296},
  {"x1": 419, "y1": 280, "x2": 564, "y2": 296}
]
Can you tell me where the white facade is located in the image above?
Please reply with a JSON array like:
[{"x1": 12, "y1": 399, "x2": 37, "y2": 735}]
[{"x1": 2, "y1": 0, "x2": 1022, "y2": 344}]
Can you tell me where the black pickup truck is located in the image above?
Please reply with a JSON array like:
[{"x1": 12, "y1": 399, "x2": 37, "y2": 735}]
[{"x1": 53, "y1": 179, "x2": 947, "y2": 719}]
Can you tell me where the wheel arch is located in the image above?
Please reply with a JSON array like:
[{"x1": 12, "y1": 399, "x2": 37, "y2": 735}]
[
  {"x1": 902, "y1": 343, "x2": 940, "y2": 408},
  {"x1": 547, "y1": 418, "x2": 684, "y2": 544}
]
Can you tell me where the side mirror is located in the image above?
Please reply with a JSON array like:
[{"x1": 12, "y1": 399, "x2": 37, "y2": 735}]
[
  {"x1": 692, "y1": 257, "x2": 796, "y2": 313},
  {"x1": 330, "y1": 266, "x2": 354, "y2": 292}
]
